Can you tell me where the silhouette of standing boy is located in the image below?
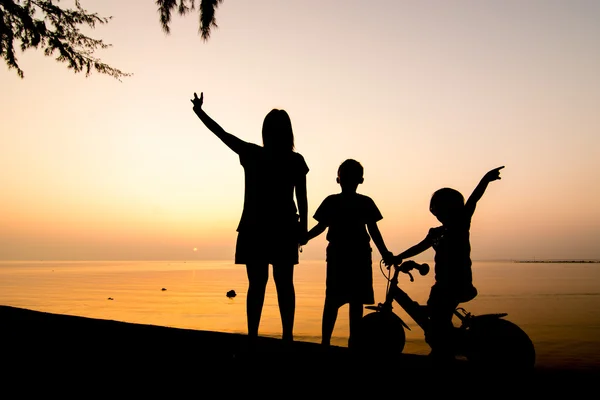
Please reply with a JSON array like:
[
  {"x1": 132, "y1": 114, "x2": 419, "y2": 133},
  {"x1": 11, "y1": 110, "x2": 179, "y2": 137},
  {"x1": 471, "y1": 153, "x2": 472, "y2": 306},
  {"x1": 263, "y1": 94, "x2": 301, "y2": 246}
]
[
  {"x1": 387, "y1": 166, "x2": 505, "y2": 363},
  {"x1": 301, "y1": 159, "x2": 392, "y2": 348}
]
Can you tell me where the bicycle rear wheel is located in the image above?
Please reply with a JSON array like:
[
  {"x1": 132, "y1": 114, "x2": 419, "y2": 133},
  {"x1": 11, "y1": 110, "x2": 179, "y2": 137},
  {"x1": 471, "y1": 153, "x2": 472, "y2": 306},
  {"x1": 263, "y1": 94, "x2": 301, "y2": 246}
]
[
  {"x1": 353, "y1": 311, "x2": 406, "y2": 356},
  {"x1": 463, "y1": 317, "x2": 536, "y2": 372}
]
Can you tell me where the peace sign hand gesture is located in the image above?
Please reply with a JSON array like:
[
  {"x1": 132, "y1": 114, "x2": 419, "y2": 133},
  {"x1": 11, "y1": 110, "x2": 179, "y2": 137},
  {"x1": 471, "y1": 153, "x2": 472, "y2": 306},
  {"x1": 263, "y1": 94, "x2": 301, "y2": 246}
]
[{"x1": 191, "y1": 92, "x2": 203, "y2": 112}]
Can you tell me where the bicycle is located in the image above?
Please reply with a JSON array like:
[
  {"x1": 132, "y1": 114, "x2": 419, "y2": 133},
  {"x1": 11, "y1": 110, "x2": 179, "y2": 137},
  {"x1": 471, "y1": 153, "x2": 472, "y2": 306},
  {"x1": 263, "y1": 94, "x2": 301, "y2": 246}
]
[{"x1": 353, "y1": 260, "x2": 536, "y2": 371}]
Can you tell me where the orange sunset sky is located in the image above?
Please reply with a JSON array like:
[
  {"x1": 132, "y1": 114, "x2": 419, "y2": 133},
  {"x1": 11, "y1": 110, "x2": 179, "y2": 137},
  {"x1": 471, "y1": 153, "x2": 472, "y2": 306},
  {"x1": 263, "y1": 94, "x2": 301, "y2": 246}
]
[{"x1": 1, "y1": 0, "x2": 599, "y2": 261}]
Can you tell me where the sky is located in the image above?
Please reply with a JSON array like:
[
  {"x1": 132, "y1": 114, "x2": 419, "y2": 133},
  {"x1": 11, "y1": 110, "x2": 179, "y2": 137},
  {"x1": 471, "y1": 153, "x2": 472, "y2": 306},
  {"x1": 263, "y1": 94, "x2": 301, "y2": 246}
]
[{"x1": 1, "y1": 0, "x2": 599, "y2": 261}]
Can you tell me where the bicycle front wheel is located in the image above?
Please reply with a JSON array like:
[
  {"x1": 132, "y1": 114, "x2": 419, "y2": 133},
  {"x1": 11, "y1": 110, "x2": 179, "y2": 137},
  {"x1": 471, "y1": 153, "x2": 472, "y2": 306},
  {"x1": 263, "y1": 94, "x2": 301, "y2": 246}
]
[{"x1": 353, "y1": 311, "x2": 406, "y2": 356}]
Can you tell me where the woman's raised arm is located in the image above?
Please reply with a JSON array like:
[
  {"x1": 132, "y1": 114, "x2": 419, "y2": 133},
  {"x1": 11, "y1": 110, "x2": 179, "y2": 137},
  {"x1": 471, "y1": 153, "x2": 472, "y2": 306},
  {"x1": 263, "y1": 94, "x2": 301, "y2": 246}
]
[{"x1": 191, "y1": 92, "x2": 245, "y2": 154}]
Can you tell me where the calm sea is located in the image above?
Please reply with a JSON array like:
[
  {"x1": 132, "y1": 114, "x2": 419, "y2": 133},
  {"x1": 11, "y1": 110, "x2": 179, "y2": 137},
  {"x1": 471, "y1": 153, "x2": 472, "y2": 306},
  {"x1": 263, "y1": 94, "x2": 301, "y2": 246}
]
[{"x1": 1, "y1": 259, "x2": 599, "y2": 371}]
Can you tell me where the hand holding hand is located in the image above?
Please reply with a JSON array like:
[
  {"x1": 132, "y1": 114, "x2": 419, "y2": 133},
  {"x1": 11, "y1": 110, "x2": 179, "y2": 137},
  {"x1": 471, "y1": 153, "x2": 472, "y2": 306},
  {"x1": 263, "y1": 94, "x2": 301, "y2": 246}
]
[
  {"x1": 383, "y1": 253, "x2": 400, "y2": 269},
  {"x1": 298, "y1": 233, "x2": 308, "y2": 247},
  {"x1": 393, "y1": 255, "x2": 403, "y2": 267},
  {"x1": 190, "y1": 92, "x2": 203, "y2": 112},
  {"x1": 483, "y1": 166, "x2": 505, "y2": 183},
  {"x1": 381, "y1": 250, "x2": 394, "y2": 266}
]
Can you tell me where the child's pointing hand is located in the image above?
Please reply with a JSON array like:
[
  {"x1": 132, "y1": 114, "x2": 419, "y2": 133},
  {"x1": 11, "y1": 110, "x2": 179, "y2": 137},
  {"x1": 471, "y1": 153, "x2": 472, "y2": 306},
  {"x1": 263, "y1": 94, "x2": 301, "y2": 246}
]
[{"x1": 483, "y1": 166, "x2": 504, "y2": 182}]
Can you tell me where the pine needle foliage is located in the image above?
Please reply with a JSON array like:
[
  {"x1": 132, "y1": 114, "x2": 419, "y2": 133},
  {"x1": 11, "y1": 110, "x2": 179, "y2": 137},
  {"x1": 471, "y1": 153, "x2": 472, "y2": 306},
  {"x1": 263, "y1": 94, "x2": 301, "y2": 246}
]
[
  {"x1": 0, "y1": 0, "x2": 131, "y2": 80},
  {"x1": 156, "y1": 0, "x2": 223, "y2": 41}
]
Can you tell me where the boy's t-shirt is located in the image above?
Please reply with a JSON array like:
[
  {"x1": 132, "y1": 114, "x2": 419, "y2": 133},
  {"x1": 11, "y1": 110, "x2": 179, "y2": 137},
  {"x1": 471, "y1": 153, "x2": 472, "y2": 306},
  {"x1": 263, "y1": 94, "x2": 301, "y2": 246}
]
[
  {"x1": 313, "y1": 192, "x2": 382, "y2": 247},
  {"x1": 314, "y1": 192, "x2": 382, "y2": 305}
]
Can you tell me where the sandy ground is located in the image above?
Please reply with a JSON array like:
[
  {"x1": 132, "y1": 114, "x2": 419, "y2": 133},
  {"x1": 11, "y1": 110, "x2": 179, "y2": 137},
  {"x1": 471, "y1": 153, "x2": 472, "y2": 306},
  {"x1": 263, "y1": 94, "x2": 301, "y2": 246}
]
[{"x1": 1, "y1": 305, "x2": 597, "y2": 396}]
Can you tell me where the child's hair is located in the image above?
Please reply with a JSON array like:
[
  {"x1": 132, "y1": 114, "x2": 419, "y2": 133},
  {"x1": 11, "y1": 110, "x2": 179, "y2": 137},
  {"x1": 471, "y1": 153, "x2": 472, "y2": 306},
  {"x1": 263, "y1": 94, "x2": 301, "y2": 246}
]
[
  {"x1": 338, "y1": 159, "x2": 364, "y2": 184},
  {"x1": 429, "y1": 187, "x2": 464, "y2": 218},
  {"x1": 262, "y1": 109, "x2": 295, "y2": 151}
]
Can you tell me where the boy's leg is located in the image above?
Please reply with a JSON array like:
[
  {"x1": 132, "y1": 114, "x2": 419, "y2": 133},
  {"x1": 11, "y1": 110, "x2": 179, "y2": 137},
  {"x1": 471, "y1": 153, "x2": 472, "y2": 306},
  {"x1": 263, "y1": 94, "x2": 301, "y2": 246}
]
[
  {"x1": 321, "y1": 298, "x2": 339, "y2": 347},
  {"x1": 273, "y1": 263, "x2": 296, "y2": 342},
  {"x1": 347, "y1": 302, "x2": 364, "y2": 349}
]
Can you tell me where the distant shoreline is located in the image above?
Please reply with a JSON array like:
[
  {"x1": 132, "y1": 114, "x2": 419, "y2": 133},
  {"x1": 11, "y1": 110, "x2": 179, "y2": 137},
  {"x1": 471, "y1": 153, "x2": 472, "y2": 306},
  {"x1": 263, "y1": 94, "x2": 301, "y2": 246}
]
[{"x1": 513, "y1": 260, "x2": 600, "y2": 264}]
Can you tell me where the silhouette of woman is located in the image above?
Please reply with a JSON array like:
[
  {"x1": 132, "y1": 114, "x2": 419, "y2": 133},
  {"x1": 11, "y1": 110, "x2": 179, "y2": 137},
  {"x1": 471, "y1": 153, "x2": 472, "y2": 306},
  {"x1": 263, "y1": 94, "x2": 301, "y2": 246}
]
[{"x1": 191, "y1": 92, "x2": 309, "y2": 344}]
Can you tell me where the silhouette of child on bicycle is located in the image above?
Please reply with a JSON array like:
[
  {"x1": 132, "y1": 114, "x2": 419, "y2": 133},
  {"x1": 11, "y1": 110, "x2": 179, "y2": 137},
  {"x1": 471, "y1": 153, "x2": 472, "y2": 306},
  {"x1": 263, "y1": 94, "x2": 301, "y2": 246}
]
[
  {"x1": 386, "y1": 166, "x2": 505, "y2": 363},
  {"x1": 300, "y1": 159, "x2": 392, "y2": 348}
]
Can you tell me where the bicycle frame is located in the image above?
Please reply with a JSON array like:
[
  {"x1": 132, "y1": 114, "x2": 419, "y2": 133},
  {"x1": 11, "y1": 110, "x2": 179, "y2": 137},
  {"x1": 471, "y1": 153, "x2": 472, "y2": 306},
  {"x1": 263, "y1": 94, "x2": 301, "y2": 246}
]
[
  {"x1": 369, "y1": 262, "x2": 430, "y2": 332},
  {"x1": 368, "y1": 261, "x2": 509, "y2": 332},
  {"x1": 360, "y1": 260, "x2": 536, "y2": 370}
]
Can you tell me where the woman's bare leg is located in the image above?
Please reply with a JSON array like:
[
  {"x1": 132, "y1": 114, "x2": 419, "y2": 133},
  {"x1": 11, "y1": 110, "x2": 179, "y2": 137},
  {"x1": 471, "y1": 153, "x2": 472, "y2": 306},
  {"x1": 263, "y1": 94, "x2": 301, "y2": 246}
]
[
  {"x1": 246, "y1": 263, "x2": 269, "y2": 339},
  {"x1": 273, "y1": 263, "x2": 295, "y2": 342}
]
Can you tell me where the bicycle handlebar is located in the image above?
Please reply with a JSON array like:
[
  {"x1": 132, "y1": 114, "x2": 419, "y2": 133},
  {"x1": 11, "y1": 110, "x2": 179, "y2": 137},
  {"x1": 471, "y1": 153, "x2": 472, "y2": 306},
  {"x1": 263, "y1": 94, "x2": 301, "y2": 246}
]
[
  {"x1": 386, "y1": 260, "x2": 430, "y2": 282},
  {"x1": 380, "y1": 259, "x2": 430, "y2": 282},
  {"x1": 396, "y1": 260, "x2": 430, "y2": 276}
]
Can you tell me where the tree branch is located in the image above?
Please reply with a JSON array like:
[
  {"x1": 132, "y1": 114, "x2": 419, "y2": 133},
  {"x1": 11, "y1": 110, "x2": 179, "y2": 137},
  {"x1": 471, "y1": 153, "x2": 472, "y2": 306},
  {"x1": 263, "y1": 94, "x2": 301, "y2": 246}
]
[{"x1": 1, "y1": 0, "x2": 131, "y2": 80}]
